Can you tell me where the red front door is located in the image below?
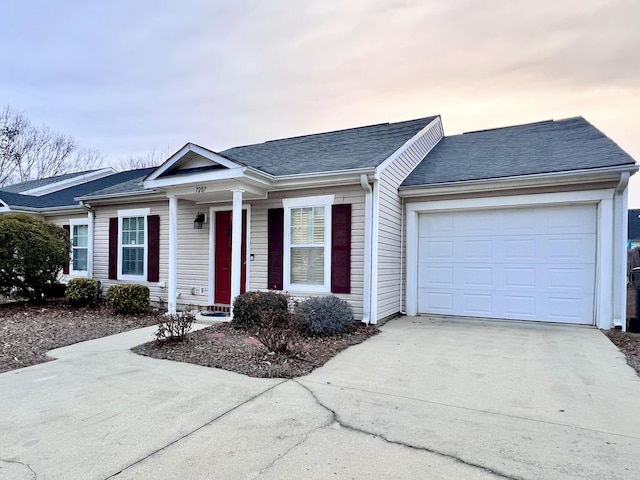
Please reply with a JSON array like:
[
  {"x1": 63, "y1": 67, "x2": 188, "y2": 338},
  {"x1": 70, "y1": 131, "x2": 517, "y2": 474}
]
[{"x1": 214, "y1": 210, "x2": 247, "y2": 304}]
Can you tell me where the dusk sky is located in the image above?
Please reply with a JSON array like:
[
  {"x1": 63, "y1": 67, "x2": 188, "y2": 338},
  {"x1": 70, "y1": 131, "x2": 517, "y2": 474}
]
[{"x1": 2, "y1": 1, "x2": 639, "y2": 203}]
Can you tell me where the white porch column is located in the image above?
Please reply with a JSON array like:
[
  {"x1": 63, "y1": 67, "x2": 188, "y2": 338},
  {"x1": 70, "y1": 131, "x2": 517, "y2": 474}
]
[
  {"x1": 230, "y1": 189, "x2": 244, "y2": 315},
  {"x1": 168, "y1": 195, "x2": 178, "y2": 314}
]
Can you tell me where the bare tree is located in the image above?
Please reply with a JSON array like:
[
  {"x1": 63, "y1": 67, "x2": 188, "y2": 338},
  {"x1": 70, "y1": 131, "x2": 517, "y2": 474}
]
[
  {"x1": 0, "y1": 105, "x2": 103, "y2": 187},
  {"x1": 115, "y1": 147, "x2": 171, "y2": 171}
]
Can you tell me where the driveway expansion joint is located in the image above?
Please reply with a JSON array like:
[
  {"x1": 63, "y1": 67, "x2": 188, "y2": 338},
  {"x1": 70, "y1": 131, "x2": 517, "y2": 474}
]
[
  {"x1": 102, "y1": 380, "x2": 287, "y2": 479},
  {"x1": 0, "y1": 458, "x2": 37, "y2": 480},
  {"x1": 294, "y1": 380, "x2": 525, "y2": 480}
]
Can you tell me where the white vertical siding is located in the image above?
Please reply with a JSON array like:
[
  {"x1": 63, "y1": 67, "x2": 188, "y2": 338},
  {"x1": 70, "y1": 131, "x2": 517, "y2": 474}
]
[
  {"x1": 249, "y1": 185, "x2": 366, "y2": 320},
  {"x1": 376, "y1": 118, "x2": 444, "y2": 320}
]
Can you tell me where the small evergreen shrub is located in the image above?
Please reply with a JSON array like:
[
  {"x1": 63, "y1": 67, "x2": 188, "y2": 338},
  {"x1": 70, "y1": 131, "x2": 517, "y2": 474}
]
[
  {"x1": 65, "y1": 278, "x2": 99, "y2": 306},
  {"x1": 155, "y1": 310, "x2": 195, "y2": 343},
  {"x1": 232, "y1": 291, "x2": 289, "y2": 329},
  {"x1": 106, "y1": 284, "x2": 150, "y2": 314},
  {"x1": 297, "y1": 295, "x2": 355, "y2": 336}
]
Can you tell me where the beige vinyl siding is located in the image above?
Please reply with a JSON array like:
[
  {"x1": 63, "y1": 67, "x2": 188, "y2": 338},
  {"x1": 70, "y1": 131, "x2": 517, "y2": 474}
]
[
  {"x1": 249, "y1": 185, "x2": 366, "y2": 320},
  {"x1": 93, "y1": 201, "x2": 170, "y2": 304},
  {"x1": 44, "y1": 212, "x2": 88, "y2": 227},
  {"x1": 175, "y1": 201, "x2": 211, "y2": 306},
  {"x1": 376, "y1": 118, "x2": 444, "y2": 320}
]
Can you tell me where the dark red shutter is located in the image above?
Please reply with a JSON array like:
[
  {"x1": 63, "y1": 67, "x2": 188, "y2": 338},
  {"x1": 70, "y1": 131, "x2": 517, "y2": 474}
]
[
  {"x1": 267, "y1": 208, "x2": 284, "y2": 290},
  {"x1": 62, "y1": 224, "x2": 70, "y2": 274},
  {"x1": 331, "y1": 204, "x2": 351, "y2": 294},
  {"x1": 147, "y1": 215, "x2": 160, "y2": 282},
  {"x1": 108, "y1": 217, "x2": 118, "y2": 280}
]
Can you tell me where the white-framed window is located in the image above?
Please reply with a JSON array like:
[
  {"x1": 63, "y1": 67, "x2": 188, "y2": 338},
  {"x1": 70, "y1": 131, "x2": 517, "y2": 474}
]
[
  {"x1": 118, "y1": 208, "x2": 149, "y2": 281},
  {"x1": 283, "y1": 195, "x2": 334, "y2": 292},
  {"x1": 70, "y1": 219, "x2": 89, "y2": 276}
]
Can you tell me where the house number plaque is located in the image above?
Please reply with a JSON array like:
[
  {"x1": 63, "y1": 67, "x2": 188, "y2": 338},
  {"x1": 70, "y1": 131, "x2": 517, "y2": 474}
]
[{"x1": 195, "y1": 186, "x2": 207, "y2": 194}]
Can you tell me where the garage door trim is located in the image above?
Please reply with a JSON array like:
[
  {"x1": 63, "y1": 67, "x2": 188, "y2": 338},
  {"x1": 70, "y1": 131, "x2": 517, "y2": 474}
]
[{"x1": 405, "y1": 189, "x2": 616, "y2": 328}]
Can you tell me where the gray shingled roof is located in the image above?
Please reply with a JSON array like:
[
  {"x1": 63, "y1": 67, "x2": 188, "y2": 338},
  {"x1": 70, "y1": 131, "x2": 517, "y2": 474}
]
[
  {"x1": 0, "y1": 168, "x2": 156, "y2": 209},
  {"x1": 79, "y1": 168, "x2": 155, "y2": 199},
  {"x1": 402, "y1": 117, "x2": 636, "y2": 187},
  {"x1": 1, "y1": 170, "x2": 99, "y2": 193},
  {"x1": 220, "y1": 117, "x2": 437, "y2": 176}
]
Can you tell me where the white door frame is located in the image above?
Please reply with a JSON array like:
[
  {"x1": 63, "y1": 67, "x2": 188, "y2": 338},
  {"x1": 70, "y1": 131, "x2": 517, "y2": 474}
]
[
  {"x1": 208, "y1": 205, "x2": 251, "y2": 305},
  {"x1": 405, "y1": 189, "x2": 618, "y2": 329}
]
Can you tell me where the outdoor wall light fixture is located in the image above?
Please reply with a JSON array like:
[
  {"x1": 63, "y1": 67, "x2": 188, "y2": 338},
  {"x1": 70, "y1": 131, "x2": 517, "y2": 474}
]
[{"x1": 193, "y1": 212, "x2": 207, "y2": 229}]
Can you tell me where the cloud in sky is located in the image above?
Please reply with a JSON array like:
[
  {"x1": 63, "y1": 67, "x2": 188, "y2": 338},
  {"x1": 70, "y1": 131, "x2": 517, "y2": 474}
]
[{"x1": 1, "y1": 0, "x2": 639, "y2": 201}]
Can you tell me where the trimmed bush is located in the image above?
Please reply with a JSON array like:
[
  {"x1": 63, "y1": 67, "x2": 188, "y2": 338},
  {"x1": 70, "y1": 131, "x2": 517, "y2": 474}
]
[
  {"x1": 65, "y1": 278, "x2": 99, "y2": 307},
  {"x1": 155, "y1": 310, "x2": 195, "y2": 343},
  {"x1": 296, "y1": 295, "x2": 354, "y2": 336},
  {"x1": 0, "y1": 213, "x2": 69, "y2": 303},
  {"x1": 231, "y1": 291, "x2": 290, "y2": 329},
  {"x1": 106, "y1": 284, "x2": 150, "y2": 315}
]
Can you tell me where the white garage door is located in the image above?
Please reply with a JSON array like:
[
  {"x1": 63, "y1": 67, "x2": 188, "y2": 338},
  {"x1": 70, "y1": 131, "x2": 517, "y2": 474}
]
[{"x1": 417, "y1": 204, "x2": 596, "y2": 324}]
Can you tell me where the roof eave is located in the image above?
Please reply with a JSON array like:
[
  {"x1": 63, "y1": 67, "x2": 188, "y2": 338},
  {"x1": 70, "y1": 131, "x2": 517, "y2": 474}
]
[
  {"x1": 75, "y1": 190, "x2": 164, "y2": 204},
  {"x1": 399, "y1": 164, "x2": 639, "y2": 198}
]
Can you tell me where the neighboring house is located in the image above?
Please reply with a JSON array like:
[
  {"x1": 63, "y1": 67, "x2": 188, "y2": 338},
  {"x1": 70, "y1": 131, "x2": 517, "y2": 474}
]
[
  {"x1": 628, "y1": 209, "x2": 640, "y2": 248},
  {"x1": 0, "y1": 115, "x2": 636, "y2": 330},
  {"x1": 0, "y1": 167, "x2": 156, "y2": 278}
]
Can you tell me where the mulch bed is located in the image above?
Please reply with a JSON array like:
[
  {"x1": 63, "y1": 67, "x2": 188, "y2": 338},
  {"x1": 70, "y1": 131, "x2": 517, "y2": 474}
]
[
  {"x1": 133, "y1": 322, "x2": 379, "y2": 378},
  {"x1": 0, "y1": 300, "x2": 160, "y2": 373},
  {"x1": 603, "y1": 329, "x2": 640, "y2": 376}
]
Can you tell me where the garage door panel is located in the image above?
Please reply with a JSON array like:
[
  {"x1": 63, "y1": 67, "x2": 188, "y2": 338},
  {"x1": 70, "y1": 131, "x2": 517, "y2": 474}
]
[{"x1": 416, "y1": 205, "x2": 596, "y2": 324}]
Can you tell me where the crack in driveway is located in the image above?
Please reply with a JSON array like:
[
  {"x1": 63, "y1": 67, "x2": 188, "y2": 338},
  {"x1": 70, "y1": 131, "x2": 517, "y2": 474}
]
[
  {"x1": 103, "y1": 380, "x2": 287, "y2": 479},
  {"x1": 0, "y1": 458, "x2": 37, "y2": 480},
  {"x1": 294, "y1": 380, "x2": 526, "y2": 480}
]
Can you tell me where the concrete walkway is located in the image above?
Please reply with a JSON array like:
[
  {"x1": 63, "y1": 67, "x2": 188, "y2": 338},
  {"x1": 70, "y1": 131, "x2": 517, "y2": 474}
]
[{"x1": 1, "y1": 316, "x2": 639, "y2": 479}]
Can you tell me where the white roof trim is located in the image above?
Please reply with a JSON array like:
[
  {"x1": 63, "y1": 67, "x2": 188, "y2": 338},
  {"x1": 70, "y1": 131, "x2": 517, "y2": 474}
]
[
  {"x1": 375, "y1": 116, "x2": 441, "y2": 176},
  {"x1": 399, "y1": 164, "x2": 638, "y2": 198},
  {"x1": 0, "y1": 199, "x2": 10, "y2": 212},
  {"x1": 144, "y1": 143, "x2": 246, "y2": 183},
  {"x1": 21, "y1": 168, "x2": 116, "y2": 196}
]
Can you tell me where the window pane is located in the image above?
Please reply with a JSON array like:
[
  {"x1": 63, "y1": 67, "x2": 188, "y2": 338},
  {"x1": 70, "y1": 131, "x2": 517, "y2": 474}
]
[
  {"x1": 122, "y1": 216, "x2": 144, "y2": 245},
  {"x1": 291, "y1": 207, "x2": 324, "y2": 245},
  {"x1": 290, "y1": 247, "x2": 324, "y2": 285},
  {"x1": 72, "y1": 225, "x2": 88, "y2": 247},
  {"x1": 72, "y1": 248, "x2": 88, "y2": 271},
  {"x1": 122, "y1": 246, "x2": 144, "y2": 275}
]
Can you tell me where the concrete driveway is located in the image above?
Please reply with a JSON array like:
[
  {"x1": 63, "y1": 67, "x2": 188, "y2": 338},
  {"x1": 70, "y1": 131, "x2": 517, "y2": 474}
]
[{"x1": 1, "y1": 316, "x2": 639, "y2": 480}]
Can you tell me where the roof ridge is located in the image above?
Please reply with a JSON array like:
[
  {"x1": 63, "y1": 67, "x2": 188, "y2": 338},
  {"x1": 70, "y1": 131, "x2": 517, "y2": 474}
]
[{"x1": 223, "y1": 116, "x2": 435, "y2": 149}]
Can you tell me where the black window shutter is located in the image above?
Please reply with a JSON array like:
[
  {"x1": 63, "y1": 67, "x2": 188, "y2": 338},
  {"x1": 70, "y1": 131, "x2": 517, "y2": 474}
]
[
  {"x1": 267, "y1": 208, "x2": 284, "y2": 290},
  {"x1": 62, "y1": 224, "x2": 70, "y2": 274},
  {"x1": 147, "y1": 215, "x2": 160, "y2": 282},
  {"x1": 108, "y1": 217, "x2": 118, "y2": 280},
  {"x1": 331, "y1": 204, "x2": 351, "y2": 294}
]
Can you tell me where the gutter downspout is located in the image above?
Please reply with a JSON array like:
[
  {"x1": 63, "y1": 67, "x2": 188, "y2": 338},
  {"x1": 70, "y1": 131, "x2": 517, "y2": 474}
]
[
  {"x1": 399, "y1": 195, "x2": 406, "y2": 315},
  {"x1": 79, "y1": 201, "x2": 95, "y2": 279},
  {"x1": 360, "y1": 174, "x2": 373, "y2": 324},
  {"x1": 613, "y1": 172, "x2": 630, "y2": 329},
  {"x1": 370, "y1": 173, "x2": 381, "y2": 324}
]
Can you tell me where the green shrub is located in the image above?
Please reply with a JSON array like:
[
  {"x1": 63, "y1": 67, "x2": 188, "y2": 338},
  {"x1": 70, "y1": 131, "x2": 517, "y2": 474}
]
[
  {"x1": 106, "y1": 284, "x2": 150, "y2": 314},
  {"x1": 231, "y1": 291, "x2": 289, "y2": 329},
  {"x1": 155, "y1": 310, "x2": 195, "y2": 343},
  {"x1": 65, "y1": 278, "x2": 99, "y2": 307},
  {"x1": 296, "y1": 295, "x2": 354, "y2": 336},
  {"x1": 0, "y1": 214, "x2": 69, "y2": 303}
]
